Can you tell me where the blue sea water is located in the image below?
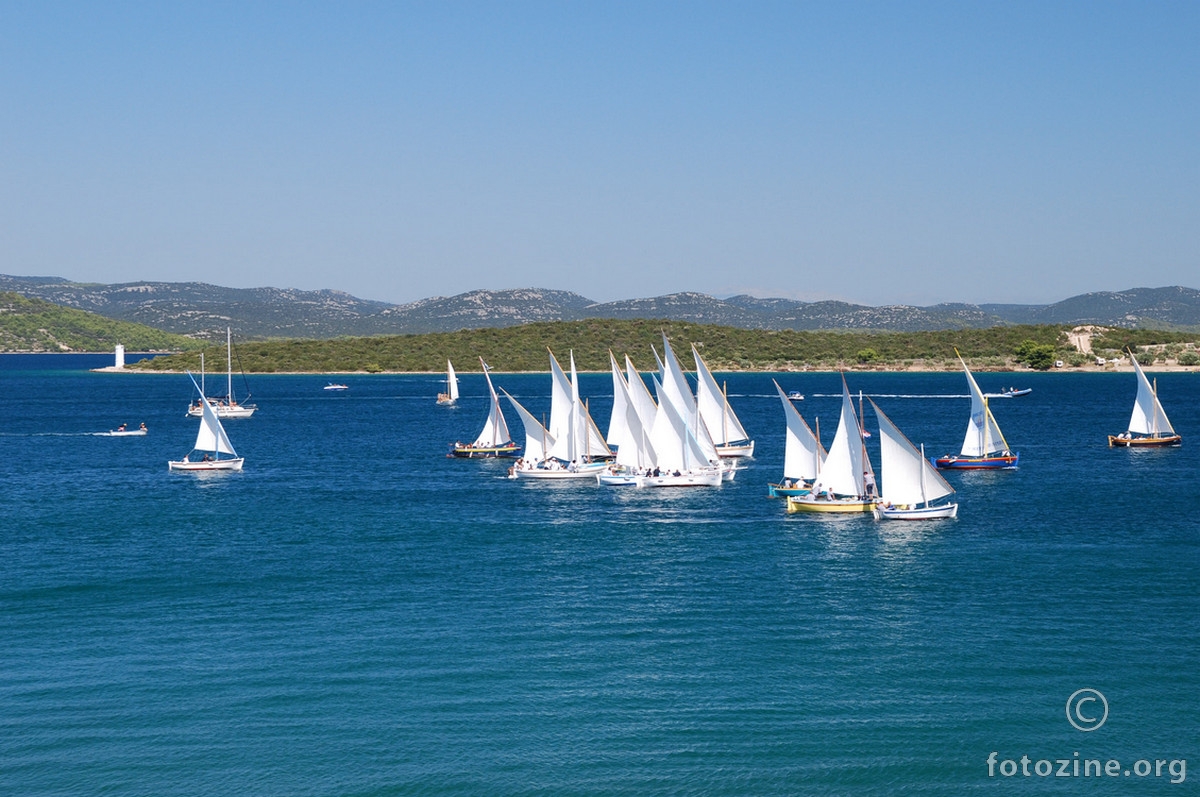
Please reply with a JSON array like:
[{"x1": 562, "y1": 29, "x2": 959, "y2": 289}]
[{"x1": 1, "y1": 363, "x2": 1197, "y2": 795}]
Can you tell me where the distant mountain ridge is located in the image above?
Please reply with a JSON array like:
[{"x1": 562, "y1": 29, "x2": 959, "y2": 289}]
[{"x1": 2, "y1": 275, "x2": 1198, "y2": 339}]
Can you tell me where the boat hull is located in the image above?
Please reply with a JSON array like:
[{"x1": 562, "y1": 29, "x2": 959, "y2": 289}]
[
  {"x1": 873, "y1": 503, "x2": 959, "y2": 520},
  {"x1": 767, "y1": 482, "x2": 810, "y2": 498},
  {"x1": 449, "y1": 443, "x2": 521, "y2": 458},
  {"x1": 1108, "y1": 434, "x2": 1181, "y2": 448},
  {"x1": 642, "y1": 470, "x2": 723, "y2": 488},
  {"x1": 933, "y1": 453, "x2": 1019, "y2": 470},
  {"x1": 100, "y1": 430, "x2": 147, "y2": 437},
  {"x1": 786, "y1": 495, "x2": 876, "y2": 514},
  {"x1": 168, "y1": 457, "x2": 244, "y2": 472},
  {"x1": 513, "y1": 461, "x2": 608, "y2": 480},
  {"x1": 188, "y1": 404, "x2": 256, "y2": 419},
  {"x1": 715, "y1": 441, "x2": 755, "y2": 459}
]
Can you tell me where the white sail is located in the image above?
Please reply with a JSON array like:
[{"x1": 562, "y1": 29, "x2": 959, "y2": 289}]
[
  {"x1": 693, "y1": 344, "x2": 750, "y2": 445},
  {"x1": 546, "y1": 351, "x2": 611, "y2": 463},
  {"x1": 502, "y1": 389, "x2": 554, "y2": 463},
  {"x1": 958, "y1": 356, "x2": 1007, "y2": 457},
  {"x1": 625, "y1": 355, "x2": 659, "y2": 433},
  {"x1": 872, "y1": 400, "x2": 954, "y2": 506},
  {"x1": 606, "y1": 351, "x2": 631, "y2": 449},
  {"x1": 773, "y1": 380, "x2": 823, "y2": 482},
  {"x1": 190, "y1": 374, "x2": 237, "y2": 457},
  {"x1": 447, "y1": 360, "x2": 459, "y2": 402},
  {"x1": 472, "y1": 361, "x2": 511, "y2": 447},
  {"x1": 812, "y1": 376, "x2": 866, "y2": 497},
  {"x1": 612, "y1": 361, "x2": 656, "y2": 470},
  {"x1": 656, "y1": 335, "x2": 721, "y2": 462},
  {"x1": 547, "y1": 350, "x2": 573, "y2": 444},
  {"x1": 650, "y1": 377, "x2": 709, "y2": 472},
  {"x1": 1128, "y1": 353, "x2": 1175, "y2": 436},
  {"x1": 658, "y1": 334, "x2": 697, "y2": 419}
]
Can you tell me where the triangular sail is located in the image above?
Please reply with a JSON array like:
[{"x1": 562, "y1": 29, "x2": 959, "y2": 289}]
[
  {"x1": 612, "y1": 361, "x2": 656, "y2": 469},
  {"x1": 189, "y1": 372, "x2": 237, "y2": 456},
  {"x1": 503, "y1": 389, "x2": 554, "y2": 463},
  {"x1": 658, "y1": 334, "x2": 697, "y2": 419},
  {"x1": 547, "y1": 350, "x2": 573, "y2": 444},
  {"x1": 693, "y1": 344, "x2": 750, "y2": 445},
  {"x1": 447, "y1": 360, "x2": 459, "y2": 402},
  {"x1": 1128, "y1": 352, "x2": 1175, "y2": 436},
  {"x1": 871, "y1": 399, "x2": 954, "y2": 506},
  {"x1": 607, "y1": 351, "x2": 631, "y2": 449},
  {"x1": 625, "y1": 355, "x2": 658, "y2": 433},
  {"x1": 472, "y1": 361, "x2": 511, "y2": 447},
  {"x1": 773, "y1": 380, "x2": 822, "y2": 481},
  {"x1": 649, "y1": 377, "x2": 709, "y2": 472},
  {"x1": 812, "y1": 376, "x2": 866, "y2": 497},
  {"x1": 958, "y1": 356, "x2": 1007, "y2": 457}
]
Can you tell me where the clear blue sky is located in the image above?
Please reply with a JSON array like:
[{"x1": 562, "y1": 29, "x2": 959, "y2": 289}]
[{"x1": 2, "y1": 1, "x2": 1196, "y2": 306}]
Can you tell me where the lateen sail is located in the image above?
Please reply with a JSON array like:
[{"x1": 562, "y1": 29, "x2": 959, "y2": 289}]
[
  {"x1": 192, "y1": 375, "x2": 237, "y2": 457},
  {"x1": 612, "y1": 361, "x2": 656, "y2": 470},
  {"x1": 625, "y1": 355, "x2": 659, "y2": 433},
  {"x1": 959, "y1": 356, "x2": 1007, "y2": 457},
  {"x1": 471, "y1": 361, "x2": 511, "y2": 447},
  {"x1": 447, "y1": 360, "x2": 459, "y2": 402},
  {"x1": 503, "y1": 389, "x2": 554, "y2": 463},
  {"x1": 872, "y1": 399, "x2": 954, "y2": 507},
  {"x1": 1128, "y1": 353, "x2": 1175, "y2": 436},
  {"x1": 606, "y1": 351, "x2": 631, "y2": 450},
  {"x1": 693, "y1": 344, "x2": 750, "y2": 445},
  {"x1": 811, "y1": 376, "x2": 865, "y2": 497},
  {"x1": 773, "y1": 380, "x2": 823, "y2": 482}
]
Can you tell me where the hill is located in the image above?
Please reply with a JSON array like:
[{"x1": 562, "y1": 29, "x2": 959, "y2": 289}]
[
  {"x1": 0, "y1": 292, "x2": 206, "y2": 352},
  {"x1": 4, "y1": 275, "x2": 1200, "y2": 338},
  {"x1": 129, "y1": 319, "x2": 1079, "y2": 374}
]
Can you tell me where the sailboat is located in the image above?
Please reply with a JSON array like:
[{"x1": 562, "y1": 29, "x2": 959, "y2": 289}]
[
  {"x1": 507, "y1": 350, "x2": 611, "y2": 479},
  {"x1": 169, "y1": 372, "x2": 244, "y2": 471},
  {"x1": 187, "y1": 328, "x2": 256, "y2": 419},
  {"x1": 786, "y1": 375, "x2": 878, "y2": 513},
  {"x1": 933, "y1": 353, "x2": 1019, "y2": 469},
  {"x1": 692, "y1": 344, "x2": 754, "y2": 458},
  {"x1": 1108, "y1": 351, "x2": 1181, "y2": 447},
  {"x1": 437, "y1": 360, "x2": 459, "y2": 405},
  {"x1": 869, "y1": 399, "x2": 958, "y2": 520},
  {"x1": 767, "y1": 380, "x2": 824, "y2": 497},
  {"x1": 597, "y1": 353, "x2": 658, "y2": 486},
  {"x1": 450, "y1": 359, "x2": 520, "y2": 457}
]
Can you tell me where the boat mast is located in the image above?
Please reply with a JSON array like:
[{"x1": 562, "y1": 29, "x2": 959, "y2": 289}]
[
  {"x1": 919, "y1": 443, "x2": 928, "y2": 509},
  {"x1": 722, "y1": 380, "x2": 729, "y2": 444},
  {"x1": 226, "y1": 327, "x2": 233, "y2": 404}
]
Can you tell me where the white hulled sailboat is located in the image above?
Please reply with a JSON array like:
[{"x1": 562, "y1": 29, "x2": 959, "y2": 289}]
[
  {"x1": 170, "y1": 372, "x2": 244, "y2": 471},
  {"x1": 869, "y1": 399, "x2": 958, "y2": 520}
]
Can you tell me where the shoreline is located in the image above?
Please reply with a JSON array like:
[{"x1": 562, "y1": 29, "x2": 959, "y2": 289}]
[{"x1": 95, "y1": 364, "x2": 1200, "y2": 375}]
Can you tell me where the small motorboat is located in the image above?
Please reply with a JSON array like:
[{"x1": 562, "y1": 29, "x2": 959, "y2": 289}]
[
  {"x1": 324, "y1": 383, "x2": 349, "y2": 391},
  {"x1": 100, "y1": 424, "x2": 147, "y2": 437},
  {"x1": 787, "y1": 391, "x2": 804, "y2": 401}
]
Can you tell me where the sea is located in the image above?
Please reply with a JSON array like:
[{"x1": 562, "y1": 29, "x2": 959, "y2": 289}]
[{"x1": 1, "y1": 356, "x2": 1196, "y2": 795}]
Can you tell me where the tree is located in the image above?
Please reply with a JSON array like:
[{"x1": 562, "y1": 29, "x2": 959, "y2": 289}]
[{"x1": 1015, "y1": 339, "x2": 1056, "y2": 370}]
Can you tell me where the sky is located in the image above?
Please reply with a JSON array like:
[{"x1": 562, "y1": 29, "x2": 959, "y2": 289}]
[{"x1": 1, "y1": 1, "x2": 1196, "y2": 307}]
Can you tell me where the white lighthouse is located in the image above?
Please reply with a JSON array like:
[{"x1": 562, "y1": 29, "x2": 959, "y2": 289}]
[{"x1": 114, "y1": 344, "x2": 125, "y2": 369}]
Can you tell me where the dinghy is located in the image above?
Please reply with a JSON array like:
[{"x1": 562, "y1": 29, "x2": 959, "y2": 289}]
[{"x1": 170, "y1": 373, "x2": 244, "y2": 471}]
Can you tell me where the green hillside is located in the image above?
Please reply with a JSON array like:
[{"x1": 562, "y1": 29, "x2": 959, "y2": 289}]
[
  {"x1": 129, "y1": 319, "x2": 1085, "y2": 373},
  {"x1": 0, "y1": 292, "x2": 204, "y2": 352}
]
